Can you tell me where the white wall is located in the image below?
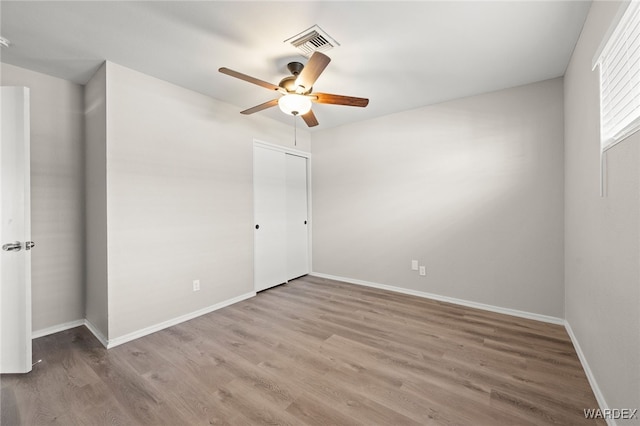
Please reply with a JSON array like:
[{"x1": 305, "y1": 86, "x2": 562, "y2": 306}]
[
  {"x1": 564, "y1": 1, "x2": 640, "y2": 419},
  {"x1": 1, "y1": 63, "x2": 85, "y2": 333},
  {"x1": 101, "y1": 62, "x2": 309, "y2": 340},
  {"x1": 312, "y1": 78, "x2": 565, "y2": 318}
]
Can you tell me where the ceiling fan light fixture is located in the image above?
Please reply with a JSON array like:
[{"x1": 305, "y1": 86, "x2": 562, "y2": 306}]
[
  {"x1": 278, "y1": 94, "x2": 312, "y2": 116},
  {"x1": 220, "y1": 51, "x2": 368, "y2": 128}
]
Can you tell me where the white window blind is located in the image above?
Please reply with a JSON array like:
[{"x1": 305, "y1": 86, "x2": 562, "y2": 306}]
[{"x1": 595, "y1": 1, "x2": 640, "y2": 152}]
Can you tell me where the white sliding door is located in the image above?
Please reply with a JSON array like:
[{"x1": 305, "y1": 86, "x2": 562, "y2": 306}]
[
  {"x1": 254, "y1": 146, "x2": 287, "y2": 291},
  {"x1": 253, "y1": 143, "x2": 310, "y2": 292},
  {"x1": 286, "y1": 154, "x2": 309, "y2": 280}
]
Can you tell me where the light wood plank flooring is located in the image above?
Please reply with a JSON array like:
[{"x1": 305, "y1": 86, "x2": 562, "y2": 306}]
[{"x1": 1, "y1": 276, "x2": 604, "y2": 425}]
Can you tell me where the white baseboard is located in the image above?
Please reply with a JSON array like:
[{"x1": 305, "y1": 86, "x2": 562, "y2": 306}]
[
  {"x1": 106, "y1": 291, "x2": 256, "y2": 349},
  {"x1": 32, "y1": 292, "x2": 256, "y2": 350},
  {"x1": 309, "y1": 272, "x2": 565, "y2": 325},
  {"x1": 32, "y1": 319, "x2": 85, "y2": 339},
  {"x1": 84, "y1": 318, "x2": 109, "y2": 348},
  {"x1": 564, "y1": 321, "x2": 614, "y2": 426}
]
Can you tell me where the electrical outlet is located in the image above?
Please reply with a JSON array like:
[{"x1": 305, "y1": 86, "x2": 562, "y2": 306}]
[
  {"x1": 193, "y1": 280, "x2": 200, "y2": 292},
  {"x1": 419, "y1": 266, "x2": 426, "y2": 276},
  {"x1": 411, "y1": 260, "x2": 419, "y2": 271}
]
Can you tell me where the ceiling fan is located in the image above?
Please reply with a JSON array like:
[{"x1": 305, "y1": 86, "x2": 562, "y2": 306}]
[{"x1": 219, "y1": 52, "x2": 369, "y2": 127}]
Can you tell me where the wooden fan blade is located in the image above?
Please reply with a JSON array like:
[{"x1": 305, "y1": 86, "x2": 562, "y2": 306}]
[
  {"x1": 313, "y1": 92, "x2": 369, "y2": 107},
  {"x1": 219, "y1": 67, "x2": 280, "y2": 91},
  {"x1": 295, "y1": 52, "x2": 331, "y2": 93},
  {"x1": 301, "y1": 109, "x2": 319, "y2": 127},
  {"x1": 240, "y1": 99, "x2": 279, "y2": 115}
]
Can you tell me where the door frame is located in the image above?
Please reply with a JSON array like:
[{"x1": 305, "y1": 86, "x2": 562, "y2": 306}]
[{"x1": 252, "y1": 139, "x2": 312, "y2": 287}]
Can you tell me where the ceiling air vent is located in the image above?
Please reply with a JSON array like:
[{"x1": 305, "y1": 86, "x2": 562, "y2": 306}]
[{"x1": 285, "y1": 25, "x2": 339, "y2": 57}]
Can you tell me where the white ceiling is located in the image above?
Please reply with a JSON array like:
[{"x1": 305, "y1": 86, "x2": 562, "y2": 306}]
[{"x1": 0, "y1": 1, "x2": 591, "y2": 131}]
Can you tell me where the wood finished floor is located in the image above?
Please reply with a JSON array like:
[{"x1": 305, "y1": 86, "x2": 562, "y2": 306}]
[{"x1": 1, "y1": 276, "x2": 604, "y2": 425}]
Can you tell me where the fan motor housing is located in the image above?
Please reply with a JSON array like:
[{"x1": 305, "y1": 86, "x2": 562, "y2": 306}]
[
  {"x1": 280, "y1": 62, "x2": 312, "y2": 93},
  {"x1": 279, "y1": 76, "x2": 297, "y2": 92}
]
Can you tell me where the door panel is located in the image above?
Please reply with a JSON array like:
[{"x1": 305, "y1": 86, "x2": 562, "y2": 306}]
[
  {"x1": 1, "y1": 87, "x2": 32, "y2": 374},
  {"x1": 253, "y1": 146, "x2": 287, "y2": 291},
  {"x1": 286, "y1": 154, "x2": 309, "y2": 280}
]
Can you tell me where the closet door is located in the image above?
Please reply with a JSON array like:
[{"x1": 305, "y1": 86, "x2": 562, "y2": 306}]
[
  {"x1": 253, "y1": 146, "x2": 287, "y2": 291},
  {"x1": 286, "y1": 154, "x2": 309, "y2": 280}
]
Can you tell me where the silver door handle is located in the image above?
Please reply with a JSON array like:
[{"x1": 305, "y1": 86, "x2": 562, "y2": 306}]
[
  {"x1": 26, "y1": 241, "x2": 35, "y2": 250},
  {"x1": 2, "y1": 241, "x2": 23, "y2": 252}
]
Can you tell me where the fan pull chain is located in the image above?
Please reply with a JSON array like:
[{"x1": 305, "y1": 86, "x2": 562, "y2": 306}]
[{"x1": 293, "y1": 112, "x2": 298, "y2": 146}]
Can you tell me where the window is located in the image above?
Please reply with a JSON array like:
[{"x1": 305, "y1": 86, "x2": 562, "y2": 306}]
[{"x1": 594, "y1": 1, "x2": 640, "y2": 152}]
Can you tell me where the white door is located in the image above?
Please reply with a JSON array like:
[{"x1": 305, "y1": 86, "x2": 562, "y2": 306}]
[
  {"x1": 253, "y1": 146, "x2": 287, "y2": 291},
  {"x1": 286, "y1": 154, "x2": 309, "y2": 280},
  {"x1": 1, "y1": 87, "x2": 32, "y2": 374}
]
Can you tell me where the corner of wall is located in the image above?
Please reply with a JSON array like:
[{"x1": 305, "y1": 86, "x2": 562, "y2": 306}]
[{"x1": 83, "y1": 60, "x2": 109, "y2": 340}]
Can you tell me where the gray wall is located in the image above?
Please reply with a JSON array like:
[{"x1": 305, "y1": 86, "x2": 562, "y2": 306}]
[
  {"x1": 101, "y1": 62, "x2": 310, "y2": 340},
  {"x1": 564, "y1": 1, "x2": 640, "y2": 418},
  {"x1": 312, "y1": 78, "x2": 565, "y2": 318},
  {"x1": 1, "y1": 63, "x2": 85, "y2": 333},
  {"x1": 84, "y1": 63, "x2": 109, "y2": 337}
]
